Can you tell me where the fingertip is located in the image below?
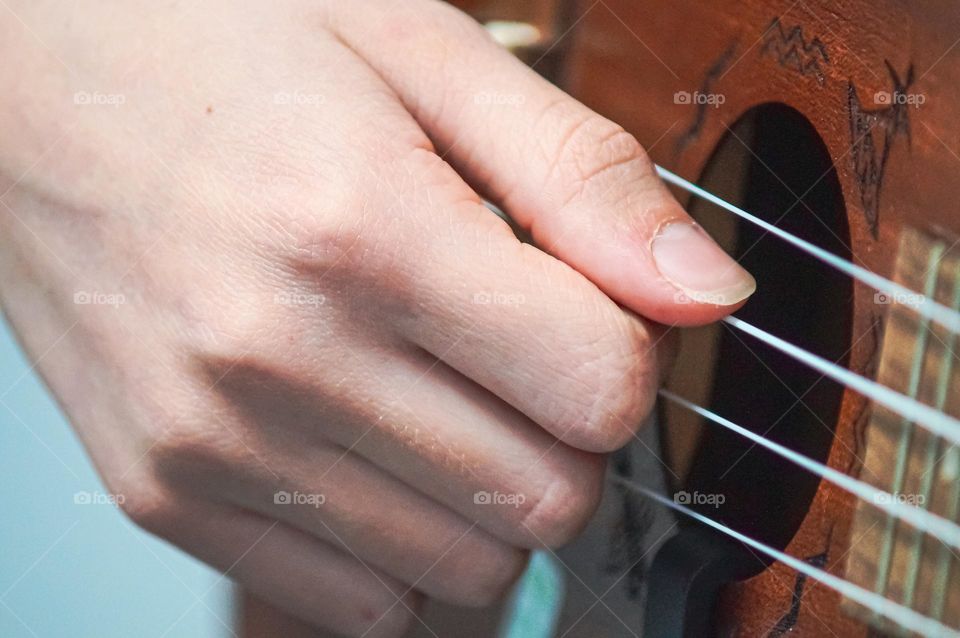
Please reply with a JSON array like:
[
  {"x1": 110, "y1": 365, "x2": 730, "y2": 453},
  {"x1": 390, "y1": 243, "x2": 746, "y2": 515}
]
[
  {"x1": 649, "y1": 219, "x2": 755, "y2": 300},
  {"x1": 612, "y1": 220, "x2": 756, "y2": 326},
  {"x1": 657, "y1": 298, "x2": 751, "y2": 327},
  {"x1": 584, "y1": 253, "x2": 754, "y2": 327}
]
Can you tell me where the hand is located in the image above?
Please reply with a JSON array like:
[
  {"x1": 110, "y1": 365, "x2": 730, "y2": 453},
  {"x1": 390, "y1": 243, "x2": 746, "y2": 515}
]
[{"x1": 0, "y1": 1, "x2": 754, "y2": 636}]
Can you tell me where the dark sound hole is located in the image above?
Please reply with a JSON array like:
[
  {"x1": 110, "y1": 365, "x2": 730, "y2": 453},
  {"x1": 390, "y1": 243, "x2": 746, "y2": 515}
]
[{"x1": 683, "y1": 104, "x2": 852, "y2": 558}]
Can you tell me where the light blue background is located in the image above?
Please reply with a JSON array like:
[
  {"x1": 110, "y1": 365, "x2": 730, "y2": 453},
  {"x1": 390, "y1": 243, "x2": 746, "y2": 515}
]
[{"x1": 0, "y1": 317, "x2": 229, "y2": 637}]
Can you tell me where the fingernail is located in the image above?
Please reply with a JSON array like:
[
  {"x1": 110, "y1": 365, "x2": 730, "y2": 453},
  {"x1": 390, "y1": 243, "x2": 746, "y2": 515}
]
[{"x1": 651, "y1": 221, "x2": 756, "y2": 306}]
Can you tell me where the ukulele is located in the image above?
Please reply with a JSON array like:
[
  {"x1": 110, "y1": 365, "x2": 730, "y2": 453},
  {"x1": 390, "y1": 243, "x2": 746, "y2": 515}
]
[
  {"x1": 439, "y1": 1, "x2": 960, "y2": 636},
  {"x1": 241, "y1": 1, "x2": 960, "y2": 635}
]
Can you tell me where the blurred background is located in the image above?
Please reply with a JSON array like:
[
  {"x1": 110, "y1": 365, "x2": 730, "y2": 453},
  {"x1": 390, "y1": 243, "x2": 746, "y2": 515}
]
[{"x1": 0, "y1": 317, "x2": 231, "y2": 638}]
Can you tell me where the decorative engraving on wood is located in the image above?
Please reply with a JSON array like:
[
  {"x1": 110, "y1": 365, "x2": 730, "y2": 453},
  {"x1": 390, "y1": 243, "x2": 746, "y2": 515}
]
[
  {"x1": 847, "y1": 62, "x2": 915, "y2": 239},
  {"x1": 767, "y1": 543, "x2": 831, "y2": 637},
  {"x1": 759, "y1": 18, "x2": 830, "y2": 85},
  {"x1": 843, "y1": 227, "x2": 960, "y2": 634},
  {"x1": 675, "y1": 42, "x2": 737, "y2": 155}
]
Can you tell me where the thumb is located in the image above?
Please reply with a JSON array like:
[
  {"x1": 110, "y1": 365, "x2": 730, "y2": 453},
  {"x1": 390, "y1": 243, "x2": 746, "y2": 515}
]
[
  {"x1": 513, "y1": 143, "x2": 757, "y2": 326},
  {"x1": 332, "y1": 2, "x2": 755, "y2": 326}
]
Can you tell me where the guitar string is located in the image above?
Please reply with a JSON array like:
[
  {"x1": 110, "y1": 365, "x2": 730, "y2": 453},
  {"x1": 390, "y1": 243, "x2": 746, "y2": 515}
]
[
  {"x1": 502, "y1": 164, "x2": 960, "y2": 625},
  {"x1": 723, "y1": 316, "x2": 960, "y2": 448},
  {"x1": 658, "y1": 389, "x2": 960, "y2": 551},
  {"x1": 608, "y1": 475, "x2": 960, "y2": 638},
  {"x1": 724, "y1": 310, "x2": 960, "y2": 620},
  {"x1": 655, "y1": 165, "x2": 960, "y2": 334},
  {"x1": 877, "y1": 247, "x2": 942, "y2": 607},
  {"x1": 929, "y1": 275, "x2": 960, "y2": 619},
  {"x1": 637, "y1": 168, "x2": 960, "y2": 630},
  {"x1": 660, "y1": 164, "x2": 960, "y2": 449}
]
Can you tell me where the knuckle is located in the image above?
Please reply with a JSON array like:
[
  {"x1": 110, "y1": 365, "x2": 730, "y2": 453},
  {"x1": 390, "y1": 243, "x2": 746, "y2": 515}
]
[
  {"x1": 274, "y1": 151, "x2": 446, "y2": 298},
  {"x1": 432, "y1": 1, "x2": 492, "y2": 40},
  {"x1": 520, "y1": 463, "x2": 604, "y2": 547},
  {"x1": 279, "y1": 195, "x2": 370, "y2": 278},
  {"x1": 114, "y1": 478, "x2": 179, "y2": 535},
  {"x1": 437, "y1": 543, "x2": 528, "y2": 607},
  {"x1": 544, "y1": 108, "x2": 655, "y2": 205},
  {"x1": 176, "y1": 279, "x2": 289, "y2": 366},
  {"x1": 556, "y1": 317, "x2": 660, "y2": 452},
  {"x1": 204, "y1": 299, "x2": 286, "y2": 360},
  {"x1": 593, "y1": 332, "x2": 660, "y2": 448},
  {"x1": 356, "y1": 600, "x2": 420, "y2": 638},
  {"x1": 148, "y1": 417, "x2": 235, "y2": 479},
  {"x1": 465, "y1": 549, "x2": 528, "y2": 606}
]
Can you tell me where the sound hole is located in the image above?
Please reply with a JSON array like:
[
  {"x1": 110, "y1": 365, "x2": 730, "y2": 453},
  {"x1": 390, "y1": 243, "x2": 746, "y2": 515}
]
[{"x1": 664, "y1": 103, "x2": 852, "y2": 557}]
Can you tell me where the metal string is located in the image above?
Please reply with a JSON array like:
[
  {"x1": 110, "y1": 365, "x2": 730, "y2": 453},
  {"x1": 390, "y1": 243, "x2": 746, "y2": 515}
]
[
  {"x1": 655, "y1": 165, "x2": 960, "y2": 334},
  {"x1": 609, "y1": 475, "x2": 960, "y2": 638},
  {"x1": 659, "y1": 389, "x2": 960, "y2": 551},
  {"x1": 634, "y1": 166, "x2": 960, "y2": 634},
  {"x1": 723, "y1": 316, "x2": 960, "y2": 448}
]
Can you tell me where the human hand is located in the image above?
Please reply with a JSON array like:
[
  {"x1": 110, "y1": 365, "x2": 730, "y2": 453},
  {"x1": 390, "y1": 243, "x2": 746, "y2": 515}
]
[{"x1": 0, "y1": 1, "x2": 753, "y2": 636}]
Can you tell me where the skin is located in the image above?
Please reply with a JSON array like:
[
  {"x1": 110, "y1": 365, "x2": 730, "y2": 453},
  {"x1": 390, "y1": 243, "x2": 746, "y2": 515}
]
[{"x1": 0, "y1": 1, "x2": 755, "y2": 636}]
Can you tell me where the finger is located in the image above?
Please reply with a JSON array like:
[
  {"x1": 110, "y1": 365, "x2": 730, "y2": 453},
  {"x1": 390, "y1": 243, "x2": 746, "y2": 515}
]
[
  {"x1": 356, "y1": 148, "x2": 669, "y2": 452},
  {"x1": 135, "y1": 499, "x2": 422, "y2": 638},
  {"x1": 239, "y1": 594, "x2": 343, "y2": 638},
  {"x1": 265, "y1": 140, "x2": 669, "y2": 452},
  {"x1": 330, "y1": 1, "x2": 755, "y2": 326},
  {"x1": 344, "y1": 348, "x2": 609, "y2": 547},
  {"x1": 234, "y1": 29, "x2": 670, "y2": 452},
  {"x1": 204, "y1": 441, "x2": 528, "y2": 607},
  {"x1": 208, "y1": 338, "x2": 607, "y2": 545}
]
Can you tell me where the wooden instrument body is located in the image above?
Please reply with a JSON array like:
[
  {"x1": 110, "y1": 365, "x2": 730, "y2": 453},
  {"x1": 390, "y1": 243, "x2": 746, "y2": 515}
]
[
  {"x1": 242, "y1": 2, "x2": 960, "y2": 635},
  {"x1": 446, "y1": 0, "x2": 960, "y2": 635},
  {"x1": 563, "y1": 1, "x2": 960, "y2": 634}
]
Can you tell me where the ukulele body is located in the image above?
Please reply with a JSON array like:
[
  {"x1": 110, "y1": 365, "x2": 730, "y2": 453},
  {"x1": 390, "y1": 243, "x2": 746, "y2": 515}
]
[
  {"x1": 449, "y1": 1, "x2": 960, "y2": 635},
  {"x1": 240, "y1": 2, "x2": 960, "y2": 635},
  {"x1": 576, "y1": 1, "x2": 960, "y2": 635}
]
